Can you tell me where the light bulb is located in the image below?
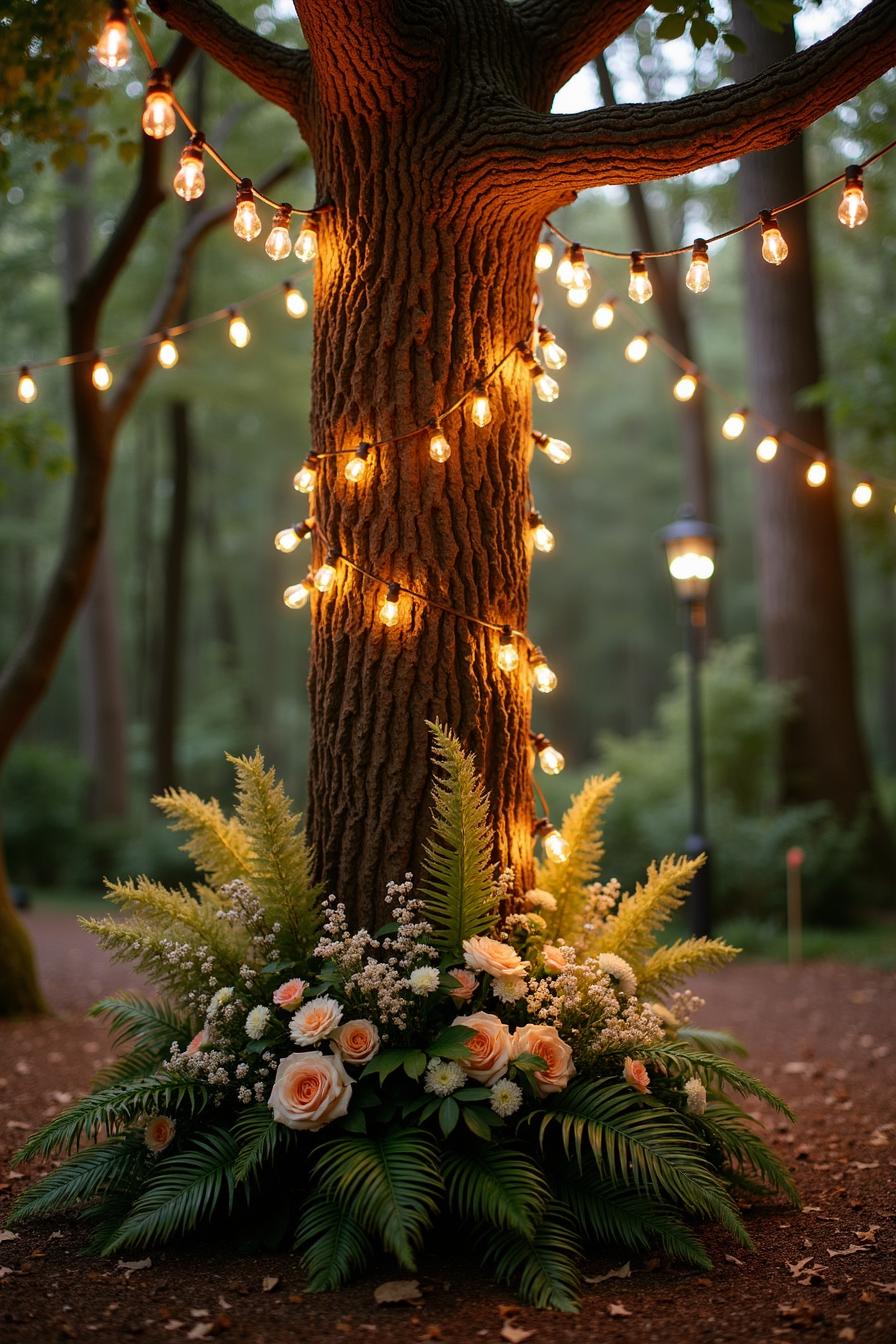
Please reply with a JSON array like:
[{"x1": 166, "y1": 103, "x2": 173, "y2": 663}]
[
  {"x1": 722, "y1": 409, "x2": 747, "y2": 440},
  {"x1": 531, "y1": 654, "x2": 557, "y2": 694},
  {"x1": 471, "y1": 385, "x2": 491, "y2": 427},
  {"x1": 760, "y1": 211, "x2": 788, "y2": 265},
  {"x1": 530, "y1": 512, "x2": 554, "y2": 553},
  {"x1": 534, "y1": 736, "x2": 564, "y2": 776},
  {"x1": 566, "y1": 284, "x2": 589, "y2": 308},
  {"x1": 628, "y1": 251, "x2": 652, "y2": 304},
  {"x1": 157, "y1": 335, "x2": 179, "y2": 369},
  {"x1": 345, "y1": 443, "x2": 370, "y2": 483},
  {"x1": 570, "y1": 247, "x2": 590, "y2": 292},
  {"x1": 538, "y1": 328, "x2": 567, "y2": 370},
  {"x1": 497, "y1": 629, "x2": 519, "y2": 673},
  {"x1": 283, "y1": 283, "x2": 308, "y2": 318},
  {"x1": 314, "y1": 556, "x2": 338, "y2": 593},
  {"x1": 685, "y1": 239, "x2": 711, "y2": 294},
  {"x1": 429, "y1": 427, "x2": 451, "y2": 463},
  {"x1": 95, "y1": 5, "x2": 131, "y2": 68},
  {"x1": 91, "y1": 357, "x2": 113, "y2": 391},
  {"x1": 755, "y1": 434, "x2": 779, "y2": 463},
  {"x1": 669, "y1": 551, "x2": 714, "y2": 584},
  {"x1": 851, "y1": 479, "x2": 873, "y2": 508},
  {"x1": 17, "y1": 367, "x2": 37, "y2": 403},
  {"x1": 283, "y1": 580, "x2": 312, "y2": 610},
  {"x1": 624, "y1": 334, "x2": 649, "y2": 364},
  {"x1": 295, "y1": 216, "x2": 318, "y2": 262},
  {"x1": 233, "y1": 179, "x2": 262, "y2": 242},
  {"x1": 228, "y1": 310, "x2": 250, "y2": 348},
  {"x1": 533, "y1": 432, "x2": 571, "y2": 465},
  {"x1": 173, "y1": 138, "x2": 205, "y2": 200},
  {"x1": 543, "y1": 827, "x2": 570, "y2": 864},
  {"x1": 141, "y1": 68, "x2": 176, "y2": 139},
  {"x1": 274, "y1": 522, "x2": 310, "y2": 553},
  {"x1": 533, "y1": 370, "x2": 559, "y2": 403},
  {"x1": 556, "y1": 247, "x2": 575, "y2": 288},
  {"x1": 293, "y1": 456, "x2": 317, "y2": 493},
  {"x1": 806, "y1": 456, "x2": 828, "y2": 487},
  {"x1": 838, "y1": 167, "x2": 868, "y2": 228},
  {"x1": 592, "y1": 300, "x2": 616, "y2": 331},
  {"x1": 265, "y1": 205, "x2": 293, "y2": 260},
  {"x1": 534, "y1": 238, "x2": 554, "y2": 273},
  {"x1": 673, "y1": 372, "x2": 698, "y2": 402},
  {"x1": 379, "y1": 582, "x2": 401, "y2": 627}
]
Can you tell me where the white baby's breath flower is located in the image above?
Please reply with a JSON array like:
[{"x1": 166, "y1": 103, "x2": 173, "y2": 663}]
[
  {"x1": 206, "y1": 986, "x2": 234, "y2": 1017},
  {"x1": 523, "y1": 888, "x2": 557, "y2": 913},
  {"x1": 424, "y1": 1057, "x2": 465, "y2": 1097},
  {"x1": 489, "y1": 1077, "x2": 523, "y2": 1117},
  {"x1": 245, "y1": 1005, "x2": 270, "y2": 1040},
  {"x1": 409, "y1": 965, "x2": 440, "y2": 996},
  {"x1": 492, "y1": 975, "x2": 527, "y2": 1004},
  {"x1": 597, "y1": 953, "x2": 637, "y2": 998},
  {"x1": 684, "y1": 1076, "x2": 707, "y2": 1115}
]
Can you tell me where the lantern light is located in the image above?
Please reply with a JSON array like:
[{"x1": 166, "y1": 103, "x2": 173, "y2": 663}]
[
  {"x1": 659, "y1": 508, "x2": 718, "y2": 606},
  {"x1": 838, "y1": 166, "x2": 868, "y2": 228}
]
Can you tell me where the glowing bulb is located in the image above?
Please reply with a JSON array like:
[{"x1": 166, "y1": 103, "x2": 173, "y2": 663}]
[
  {"x1": 566, "y1": 284, "x2": 590, "y2": 308},
  {"x1": 625, "y1": 334, "x2": 649, "y2": 364},
  {"x1": 95, "y1": 5, "x2": 131, "y2": 68},
  {"x1": 755, "y1": 434, "x2": 779, "y2": 463},
  {"x1": 17, "y1": 367, "x2": 37, "y2": 403},
  {"x1": 295, "y1": 216, "x2": 318, "y2": 262},
  {"x1": 234, "y1": 179, "x2": 262, "y2": 242},
  {"x1": 265, "y1": 205, "x2": 293, "y2": 260},
  {"x1": 543, "y1": 827, "x2": 570, "y2": 864},
  {"x1": 851, "y1": 479, "x2": 873, "y2": 508},
  {"x1": 471, "y1": 385, "x2": 491, "y2": 428},
  {"x1": 533, "y1": 432, "x2": 571, "y2": 465},
  {"x1": 228, "y1": 310, "x2": 250, "y2": 348},
  {"x1": 293, "y1": 456, "x2": 318, "y2": 493},
  {"x1": 628, "y1": 251, "x2": 652, "y2": 304},
  {"x1": 806, "y1": 457, "x2": 828, "y2": 488},
  {"x1": 345, "y1": 443, "x2": 370, "y2": 483},
  {"x1": 530, "y1": 513, "x2": 555, "y2": 553},
  {"x1": 533, "y1": 370, "x2": 559, "y2": 403},
  {"x1": 283, "y1": 283, "x2": 308, "y2": 318},
  {"x1": 274, "y1": 522, "x2": 310, "y2": 553},
  {"x1": 722, "y1": 409, "x2": 747, "y2": 440},
  {"x1": 314, "y1": 557, "x2": 338, "y2": 593},
  {"x1": 531, "y1": 654, "x2": 557, "y2": 694},
  {"x1": 141, "y1": 68, "x2": 176, "y2": 139},
  {"x1": 592, "y1": 300, "x2": 616, "y2": 330},
  {"x1": 760, "y1": 211, "x2": 788, "y2": 265},
  {"x1": 538, "y1": 328, "x2": 567, "y2": 370},
  {"x1": 429, "y1": 427, "x2": 451, "y2": 463},
  {"x1": 157, "y1": 335, "x2": 179, "y2": 369},
  {"x1": 570, "y1": 247, "x2": 590, "y2": 292},
  {"x1": 838, "y1": 167, "x2": 868, "y2": 228},
  {"x1": 497, "y1": 630, "x2": 519, "y2": 673},
  {"x1": 556, "y1": 247, "x2": 575, "y2": 288},
  {"x1": 669, "y1": 552, "x2": 715, "y2": 584},
  {"x1": 534, "y1": 238, "x2": 554, "y2": 273},
  {"x1": 673, "y1": 372, "x2": 698, "y2": 402},
  {"x1": 283, "y1": 580, "x2": 312, "y2": 610},
  {"x1": 534, "y1": 736, "x2": 565, "y2": 776},
  {"x1": 379, "y1": 582, "x2": 401, "y2": 627},
  {"x1": 685, "y1": 239, "x2": 711, "y2": 294},
  {"x1": 173, "y1": 138, "x2": 205, "y2": 201},
  {"x1": 91, "y1": 357, "x2": 113, "y2": 391}
]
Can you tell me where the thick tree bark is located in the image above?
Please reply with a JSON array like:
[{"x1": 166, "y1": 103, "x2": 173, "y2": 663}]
[{"x1": 0, "y1": 841, "x2": 47, "y2": 1017}]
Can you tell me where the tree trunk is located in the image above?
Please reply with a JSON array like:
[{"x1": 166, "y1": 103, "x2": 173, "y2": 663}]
[
  {"x1": 78, "y1": 541, "x2": 130, "y2": 819},
  {"x1": 732, "y1": 7, "x2": 879, "y2": 822},
  {"x1": 0, "y1": 831, "x2": 47, "y2": 1017},
  {"x1": 152, "y1": 401, "x2": 193, "y2": 793}
]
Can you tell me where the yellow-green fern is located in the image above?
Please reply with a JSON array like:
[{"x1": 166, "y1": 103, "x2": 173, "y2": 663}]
[
  {"x1": 535, "y1": 775, "x2": 618, "y2": 942},
  {"x1": 637, "y1": 937, "x2": 739, "y2": 998},
  {"x1": 590, "y1": 855, "x2": 703, "y2": 966},
  {"x1": 152, "y1": 788, "x2": 251, "y2": 888}
]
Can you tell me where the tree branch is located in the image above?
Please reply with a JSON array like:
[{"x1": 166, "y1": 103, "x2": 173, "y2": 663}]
[
  {"x1": 515, "y1": 0, "x2": 648, "y2": 99},
  {"x1": 486, "y1": 0, "x2": 896, "y2": 196}
]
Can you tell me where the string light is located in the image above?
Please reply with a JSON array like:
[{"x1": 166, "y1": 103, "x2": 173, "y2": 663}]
[
  {"x1": 685, "y1": 239, "x2": 711, "y2": 294},
  {"x1": 532, "y1": 732, "x2": 565, "y2": 775},
  {"x1": 344, "y1": 442, "x2": 371, "y2": 483},
  {"x1": 566, "y1": 285, "x2": 590, "y2": 308},
  {"x1": 227, "y1": 309, "x2": 251, "y2": 348},
  {"x1": 520, "y1": 345, "x2": 559, "y2": 402},
  {"x1": 529, "y1": 511, "x2": 555, "y2": 554},
  {"x1": 17, "y1": 367, "x2": 37, "y2": 403},
  {"x1": 534, "y1": 818, "x2": 570, "y2": 864},
  {"x1": 624, "y1": 333, "x2": 650, "y2": 364},
  {"x1": 265, "y1": 204, "x2": 293, "y2": 260},
  {"x1": 592, "y1": 299, "x2": 616, "y2": 331},
  {"x1": 283, "y1": 578, "x2": 313, "y2": 610},
  {"x1": 141, "y1": 68, "x2": 176, "y2": 139},
  {"x1": 851, "y1": 478, "x2": 873, "y2": 507},
  {"x1": 471, "y1": 384, "x2": 492, "y2": 427},
  {"x1": 838, "y1": 166, "x2": 868, "y2": 228},
  {"x1": 556, "y1": 246, "x2": 576, "y2": 288},
  {"x1": 314, "y1": 550, "x2": 339, "y2": 593},
  {"x1": 233, "y1": 179, "x2": 262, "y2": 242},
  {"x1": 295, "y1": 215, "x2": 319, "y2": 262},
  {"x1": 570, "y1": 246, "x2": 591, "y2": 293},
  {"x1": 756, "y1": 434, "x2": 779, "y2": 463},
  {"x1": 721, "y1": 408, "x2": 748, "y2": 440},
  {"x1": 538, "y1": 327, "x2": 567, "y2": 370},
  {"x1": 627, "y1": 251, "x2": 653, "y2": 305},
  {"x1": 275, "y1": 521, "x2": 312, "y2": 554},
  {"x1": 534, "y1": 237, "x2": 554, "y2": 273},
  {"x1": 673, "y1": 371, "x2": 698, "y2": 402},
  {"x1": 429, "y1": 423, "x2": 451, "y2": 463},
  {"x1": 91, "y1": 356, "x2": 113, "y2": 391},
  {"x1": 95, "y1": 2, "x2": 131, "y2": 69},
  {"x1": 759, "y1": 210, "x2": 788, "y2": 265},
  {"x1": 283, "y1": 282, "x2": 308, "y2": 318},
  {"x1": 806, "y1": 455, "x2": 828, "y2": 487},
  {"x1": 293, "y1": 455, "x2": 318, "y2": 494},
  {"x1": 497, "y1": 627, "x2": 520, "y2": 673},
  {"x1": 157, "y1": 333, "x2": 179, "y2": 368},
  {"x1": 532, "y1": 431, "x2": 571, "y2": 465},
  {"x1": 530, "y1": 649, "x2": 557, "y2": 694},
  {"x1": 379, "y1": 582, "x2": 401, "y2": 627},
  {"x1": 173, "y1": 135, "x2": 206, "y2": 201}
]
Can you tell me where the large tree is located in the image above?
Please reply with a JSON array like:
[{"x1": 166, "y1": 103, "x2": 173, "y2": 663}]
[{"x1": 140, "y1": 0, "x2": 896, "y2": 926}]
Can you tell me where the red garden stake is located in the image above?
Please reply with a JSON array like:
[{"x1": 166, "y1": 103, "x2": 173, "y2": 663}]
[{"x1": 786, "y1": 847, "x2": 804, "y2": 965}]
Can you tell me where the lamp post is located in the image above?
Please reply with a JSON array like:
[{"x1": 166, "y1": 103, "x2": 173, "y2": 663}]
[{"x1": 659, "y1": 507, "x2": 719, "y2": 938}]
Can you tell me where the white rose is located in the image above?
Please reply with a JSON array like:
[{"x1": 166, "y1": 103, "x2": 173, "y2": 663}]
[
  {"x1": 268, "y1": 1051, "x2": 352, "y2": 1131},
  {"x1": 289, "y1": 995, "x2": 343, "y2": 1046}
]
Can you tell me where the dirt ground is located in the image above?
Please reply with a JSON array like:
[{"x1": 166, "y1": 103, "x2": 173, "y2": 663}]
[{"x1": 1, "y1": 910, "x2": 894, "y2": 1344}]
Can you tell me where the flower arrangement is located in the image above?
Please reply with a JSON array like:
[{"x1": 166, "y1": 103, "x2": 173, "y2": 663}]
[{"x1": 8, "y1": 727, "x2": 797, "y2": 1312}]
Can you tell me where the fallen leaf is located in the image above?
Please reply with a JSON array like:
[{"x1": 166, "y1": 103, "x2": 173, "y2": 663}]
[
  {"x1": 497, "y1": 1305, "x2": 519, "y2": 1319},
  {"x1": 785, "y1": 1256, "x2": 825, "y2": 1285},
  {"x1": 0, "y1": 1267, "x2": 13, "y2": 1279},
  {"x1": 849, "y1": 1160, "x2": 879, "y2": 1171},
  {"x1": 116, "y1": 1257, "x2": 151, "y2": 1278},
  {"x1": 871, "y1": 1281, "x2": 896, "y2": 1295},
  {"x1": 5, "y1": 1121, "x2": 28, "y2": 1131},
  {"x1": 724, "y1": 1255, "x2": 745, "y2": 1267},
  {"x1": 186, "y1": 1325, "x2": 214, "y2": 1341},
  {"x1": 162, "y1": 1322, "x2": 184, "y2": 1332},
  {"x1": 838, "y1": 1329, "x2": 856, "y2": 1342},
  {"x1": 854, "y1": 1225, "x2": 880, "y2": 1244},
  {"x1": 261, "y1": 1276, "x2": 279, "y2": 1293},
  {"x1": 501, "y1": 1325, "x2": 534, "y2": 1343},
  {"x1": 584, "y1": 1262, "x2": 630, "y2": 1286},
  {"x1": 190, "y1": 1309, "x2": 210, "y2": 1318},
  {"x1": 0, "y1": 1232, "x2": 17, "y2": 1244},
  {"x1": 419, "y1": 1327, "x2": 444, "y2": 1340},
  {"x1": 607, "y1": 1303, "x2": 631, "y2": 1317},
  {"x1": 827, "y1": 1245, "x2": 870, "y2": 1258},
  {"x1": 374, "y1": 1280, "x2": 421, "y2": 1305}
]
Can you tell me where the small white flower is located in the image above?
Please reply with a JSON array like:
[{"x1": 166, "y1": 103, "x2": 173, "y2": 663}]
[
  {"x1": 684, "y1": 1076, "x2": 707, "y2": 1116},
  {"x1": 489, "y1": 1077, "x2": 523, "y2": 1117},
  {"x1": 523, "y1": 888, "x2": 557, "y2": 913},
  {"x1": 409, "y1": 966, "x2": 440, "y2": 996},
  {"x1": 245, "y1": 1005, "x2": 270, "y2": 1040},
  {"x1": 491, "y1": 975, "x2": 527, "y2": 1004},
  {"x1": 238, "y1": 1086, "x2": 252, "y2": 1104},
  {"x1": 206, "y1": 986, "x2": 234, "y2": 1017},
  {"x1": 424, "y1": 1057, "x2": 465, "y2": 1097},
  {"x1": 597, "y1": 953, "x2": 637, "y2": 998}
]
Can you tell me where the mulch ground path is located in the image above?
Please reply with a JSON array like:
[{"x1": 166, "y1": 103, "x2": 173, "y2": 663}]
[{"x1": 1, "y1": 911, "x2": 893, "y2": 1344}]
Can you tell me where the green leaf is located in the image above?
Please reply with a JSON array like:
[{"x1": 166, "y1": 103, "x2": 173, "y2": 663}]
[
  {"x1": 554, "y1": 1169, "x2": 712, "y2": 1269},
  {"x1": 403, "y1": 1051, "x2": 429, "y2": 1080},
  {"x1": 722, "y1": 31, "x2": 747, "y2": 53},
  {"x1": 510, "y1": 1052, "x2": 548, "y2": 1073},
  {"x1": 87, "y1": 995, "x2": 196, "y2": 1090},
  {"x1": 455, "y1": 1087, "x2": 492, "y2": 1102},
  {"x1": 656, "y1": 13, "x2": 687, "y2": 39},
  {"x1": 427, "y1": 1025, "x2": 476, "y2": 1059},
  {"x1": 463, "y1": 1107, "x2": 493, "y2": 1141},
  {"x1": 439, "y1": 1097, "x2": 460, "y2": 1137},
  {"x1": 643, "y1": 1042, "x2": 794, "y2": 1120},
  {"x1": 443, "y1": 1145, "x2": 549, "y2": 1237},
  {"x1": 7, "y1": 1134, "x2": 147, "y2": 1226},
  {"x1": 480, "y1": 1202, "x2": 582, "y2": 1312},
  {"x1": 231, "y1": 1105, "x2": 284, "y2": 1183},
  {"x1": 294, "y1": 1194, "x2": 372, "y2": 1292},
  {"x1": 361, "y1": 1049, "x2": 420, "y2": 1082}
]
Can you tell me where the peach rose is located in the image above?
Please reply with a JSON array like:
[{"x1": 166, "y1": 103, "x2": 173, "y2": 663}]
[
  {"x1": 446, "y1": 968, "x2": 478, "y2": 1003},
  {"x1": 273, "y1": 978, "x2": 306, "y2": 1011},
  {"x1": 144, "y1": 1115, "x2": 176, "y2": 1153},
  {"x1": 268, "y1": 1051, "x2": 352, "y2": 1131},
  {"x1": 510, "y1": 1024, "x2": 575, "y2": 1097},
  {"x1": 289, "y1": 995, "x2": 343, "y2": 1046},
  {"x1": 331, "y1": 1018, "x2": 380, "y2": 1066},
  {"x1": 452, "y1": 1011, "x2": 511, "y2": 1085},
  {"x1": 541, "y1": 944, "x2": 567, "y2": 974},
  {"x1": 623, "y1": 1056, "x2": 650, "y2": 1094},
  {"x1": 184, "y1": 1029, "x2": 207, "y2": 1056},
  {"x1": 462, "y1": 935, "x2": 527, "y2": 980}
]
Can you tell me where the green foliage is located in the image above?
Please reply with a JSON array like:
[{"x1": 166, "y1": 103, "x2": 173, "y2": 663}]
[
  {"x1": 642, "y1": 1042, "x2": 795, "y2": 1120},
  {"x1": 8, "y1": 1133, "x2": 146, "y2": 1226},
  {"x1": 554, "y1": 1169, "x2": 712, "y2": 1269},
  {"x1": 695, "y1": 1100, "x2": 800, "y2": 1206},
  {"x1": 591, "y1": 854, "x2": 704, "y2": 965},
  {"x1": 0, "y1": 744, "x2": 92, "y2": 885},
  {"x1": 637, "y1": 936, "x2": 739, "y2": 997},
  {"x1": 480, "y1": 1202, "x2": 582, "y2": 1313},
  {"x1": 88, "y1": 994, "x2": 196, "y2": 1089},
  {"x1": 231, "y1": 1104, "x2": 286, "y2": 1183},
  {"x1": 650, "y1": 0, "x2": 799, "y2": 52},
  {"x1": 420, "y1": 723, "x2": 497, "y2": 956},
  {"x1": 536, "y1": 774, "x2": 618, "y2": 943},
  {"x1": 443, "y1": 1145, "x2": 550, "y2": 1238},
  {"x1": 294, "y1": 1194, "x2": 372, "y2": 1292},
  {"x1": 152, "y1": 787, "x2": 252, "y2": 888}
]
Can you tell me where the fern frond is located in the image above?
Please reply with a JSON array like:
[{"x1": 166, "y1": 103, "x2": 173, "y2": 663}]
[
  {"x1": 638, "y1": 937, "x2": 739, "y2": 997},
  {"x1": 313, "y1": 1128, "x2": 442, "y2": 1271},
  {"x1": 443, "y1": 1144, "x2": 549, "y2": 1238},
  {"x1": 675, "y1": 1027, "x2": 747, "y2": 1057},
  {"x1": 102, "y1": 1127, "x2": 238, "y2": 1252},
  {"x1": 228, "y1": 750, "x2": 322, "y2": 960},
  {"x1": 480, "y1": 1201, "x2": 582, "y2": 1313},
  {"x1": 693, "y1": 1101, "x2": 800, "y2": 1206},
  {"x1": 554, "y1": 1169, "x2": 712, "y2": 1268},
  {"x1": 152, "y1": 787, "x2": 252, "y2": 887},
  {"x1": 231, "y1": 1104, "x2": 287, "y2": 1183},
  {"x1": 99, "y1": 876, "x2": 246, "y2": 978},
  {"x1": 88, "y1": 995, "x2": 195, "y2": 1090},
  {"x1": 642, "y1": 1042, "x2": 794, "y2": 1120},
  {"x1": 591, "y1": 854, "x2": 703, "y2": 965},
  {"x1": 8, "y1": 1134, "x2": 147, "y2": 1225},
  {"x1": 420, "y1": 722, "x2": 496, "y2": 955},
  {"x1": 535, "y1": 775, "x2": 619, "y2": 942},
  {"x1": 79, "y1": 917, "x2": 203, "y2": 999},
  {"x1": 294, "y1": 1194, "x2": 373, "y2": 1292}
]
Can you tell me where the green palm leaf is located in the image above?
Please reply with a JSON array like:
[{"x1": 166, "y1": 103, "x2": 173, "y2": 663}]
[
  {"x1": 554, "y1": 1168, "x2": 712, "y2": 1268},
  {"x1": 694, "y1": 1100, "x2": 799, "y2": 1206},
  {"x1": 443, "y1": 1144, "x2": 549, "y2": 1237},
  {"x1": 641, "y1": 1042, "x2": 794, "y2": 1120},
  {"x1": 88, "y1": 994, "x2": 195, "y2": 1089},
  {"x1": 294, "y1": 1193, "x2": 372, "y2": 1291},
  {"x1": 232, "y1": 1104, "x2": 288, "y2": 1183},
  {"x1": 8, "y1": 1134, "x2": 147, "y2": 1225},
  {"x1": 480, "y1": 1201, "x2": 582, "y2": 1313}
]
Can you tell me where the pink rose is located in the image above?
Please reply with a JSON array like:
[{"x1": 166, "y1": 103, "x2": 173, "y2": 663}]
[
  {"x1": 623, "y1": 1056, "x2": 650, "y2": 1094},
  {"x1": 541, "y1": 944, "x2": 568, "y2": 974},
  {"x1": 184, "y1": 1029, "x2": 207, "y2": 1056},
  {"x1": 273, "y1": 978, "x2": 306, "y2": 1011},
  {"x1": 446, "y1": 968, "x2": 478, "y2": 1003},
  {"x1": 510, "y1": 1024, "x2": 575, "y2": 1097},
  {"x1": 331, "y1": 1018, "x2": 380, "y2": 1066},
  {"x1": 452, "y1": 1011, "x2": 511, "y2": 1085},
  {"x1": 462, "y1": 935, "x2": 527, "y2": 980},
  {"x1": 289, "y1": 996, "x2": 343, "y2": 1046},
  {"x1": 268, "y1": 1051, "x2": 352, "y2": 1131},
  {"x1": 144, "y1": 1115, "x2": 176, "y2": 1153}
]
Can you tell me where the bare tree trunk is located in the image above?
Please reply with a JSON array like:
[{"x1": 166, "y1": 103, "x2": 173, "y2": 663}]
[
  {"x1": 0, "y1": 837, "x2": 47, "y2": 1017},
  {"x1": 152, "y1": 402, "x2": 193, "y2": 792}
]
